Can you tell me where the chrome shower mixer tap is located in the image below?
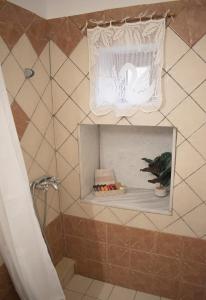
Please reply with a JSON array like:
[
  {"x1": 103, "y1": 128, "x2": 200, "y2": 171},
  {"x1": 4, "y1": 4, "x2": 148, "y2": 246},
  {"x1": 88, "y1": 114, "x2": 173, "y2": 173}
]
[{"x1": 30, "y1": 176, "x2": 60, "y2": 192}]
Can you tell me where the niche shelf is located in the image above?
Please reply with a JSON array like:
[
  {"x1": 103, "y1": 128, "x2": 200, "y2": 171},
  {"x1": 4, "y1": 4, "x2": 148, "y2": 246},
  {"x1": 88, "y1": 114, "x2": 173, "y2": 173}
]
[{"x1": 79, "y1": 124, "x2": 176, "y2": 215}]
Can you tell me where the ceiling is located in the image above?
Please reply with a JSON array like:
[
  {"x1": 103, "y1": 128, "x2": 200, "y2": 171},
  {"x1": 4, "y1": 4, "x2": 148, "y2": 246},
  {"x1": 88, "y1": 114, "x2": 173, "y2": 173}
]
[{"x1": 9, "y1": 0, "x2": 176, "y2": 19}]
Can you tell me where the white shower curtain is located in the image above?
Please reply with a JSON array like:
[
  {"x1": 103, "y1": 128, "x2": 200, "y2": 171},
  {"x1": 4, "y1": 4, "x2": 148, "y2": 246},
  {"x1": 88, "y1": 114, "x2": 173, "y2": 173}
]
[{"x1": 0, "y1": 67, "x2": 65, "y2": 300}]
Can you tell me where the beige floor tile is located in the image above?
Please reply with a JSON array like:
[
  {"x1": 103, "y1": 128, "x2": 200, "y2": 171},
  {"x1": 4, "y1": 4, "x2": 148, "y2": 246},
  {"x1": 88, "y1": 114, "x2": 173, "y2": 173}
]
[
  {"x1": 64, "y1": 289, "x2": 83, "y2": 300},
  {"x1": 86, "y1": 280, "x2": 113, "y2": 300},
  {"x1": 66, "y1": 275, "x2": 93, "y2": 293},
  {"x1": 135, "y1": 291, "x2": 160, "y2": 299},
  {"x1": 108, "y1": 286, "x2": 136, "y2": 300}
]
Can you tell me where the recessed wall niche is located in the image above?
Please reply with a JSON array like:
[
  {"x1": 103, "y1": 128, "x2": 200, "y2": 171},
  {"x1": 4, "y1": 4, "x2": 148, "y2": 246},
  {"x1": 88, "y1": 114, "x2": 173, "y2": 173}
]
[{"x1": 79, "y1": 124, "x2": 176, "y2": 215}]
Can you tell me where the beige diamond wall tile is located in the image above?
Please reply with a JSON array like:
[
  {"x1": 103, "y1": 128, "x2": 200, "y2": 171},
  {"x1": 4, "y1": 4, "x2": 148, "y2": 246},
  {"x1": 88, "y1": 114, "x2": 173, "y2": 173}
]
[
  {"x1": 174, "y1": 172, "x2": 183, "y2": 186},
  {"x1": 21, "y1": 123, "x2": 43, "y2": 158},
  {"x1": 189, "y1": 124, "x2": 206, "y2": 159},
  {"x1": 193, "y1": 34, "x2": 206, "y2": 61},
  {"x1": 169, "y1": 50, "x2": 206, "y2": 94},
  {"x1": 47, "y1": 189, "x2": 60, "y2": 212},
  {"x1": 191, "y1": 81, "x2": 206, "y2": 112},
  {"x1": 52, "y1": 80, "x2": 68, "y2": 113},
  {"x1": 69, "y1": 122, "x2": 79, "y2": 140},
  {"x1": 128, "y1": 110, "x2": 164, "y2": 126},
  {"x1": 183, "y1": 204, "x2": 206, "y2": 237},
  {"x1": 176, "y1": 131, "x2": 185, "y2": 146},
  {"x1": 59, "y1": 186, "x2": 74, "y2": 212},
  {"x1": 75, "y1": 165, "x2": 80, "y2": 175},
  {"x1": 42, "y1": 82, "x2": 53, "y2": 113},
  {"x1": 176, "y1": 141, "x2": 205, "y2": 179},
  {"x1": 186, "y1": 165, "x2": 206, "y2": 202},
  {"x1": 12, "y1": 34, "x2": 37, "y2": 69},
  {"x1": 56, "y1": 99, "x2": 85, "y2": 133},
  {"x1": 35, "y1": 140, "x2": 54, "y2": 172},
  {"x1": 0, "y1": 36, "x2": 9, "y2": 64},
  {"x1": 54, "y1": 117, "x2": 70, "y2": 149},
  {"x1": 45, "y1": 120, "x2": 55, "y2": 147},
  {"x1": 50, "y1": 41, "x2": 67, "y2": 76},
  {"x1": 164, "y1": 27, "x2": 190, "y2": 71},
  {"x1": 28, "y1": 160, "x2": 45, "y2": 181},
  {"x1": 81, "y1": 117, "x2": 93, "y2": 125},
  {"x1": 39, "y1": 42, "x2": 50, "y2": 75},
  {"x1": 59, "y1": 135, "x2": 79, "y2": 168},
  {"x1": 79, "y1": 202, "x2": 105, "y2": 219},
  {"x1": 46, "y1": 189, "x2": 57, "y2": 209},
  {"x1": 69, "y1": 36, "x2": 89, "y2": 75},
  {"x1": 46, "y1": 206, "x2": 60, "y2": 225},
  {"x1": 56, "y1": 152, "x2": 72, "y2": 181},
  {"x1": 16, "y1": 80, "x2": 40, "y2": 118},
  {"x1": 62, "y1": 170, "x2": 80, "y2": 200},
  {"x1": 173, "y1": 182, "x2": 202, "y2": 216},
  {"x1": 71, "y1": 77, "x2": 90, "y2": 114},
  {"x1": 2, "y1": 54, "x2": 25, "y2": 97},
  {"x1": 163, "y1": 219, "x2": 196, "y2": 238},
  {"x1": 64, "y1": 201, "x2": 89, "y2": 219},
  {"x1": 45, "y1": 200, "x2": 60, "y2": 225},
  {"x1": 32, "y1": 101, "x2": 51, "y2": 135},
  {"x1": 22, "y1": 149, "x2": 33, "y2": 172},
  {"x1": 161, "y1": 74, "x2": 187, "y2": 115},
  {"x1": 167, "y1": 97, "x2": 206, "y2": 138},
  {"x1": 94, "y1": 208, "x2": 121, "y2": 224},
  {"x1": 47, "y1": 155, "x2": 57, "y2": 176},
  {"x1": 30, "y1": 60, "x2": 50, "y2": 97},
  {"x1": 127, "y1": 213, "x2": 157, "y2": 231},
  {"x1": 109, "y1": 207, "x2": 138, "y2": 225},
  {"x1": 157, "y1": 118, "x2": 172, "y2": 127},
  {"x1": 88, "y1": 111, "x2": 120, "y2": 125},
  {"x1": 117, "y1": 118, "x2": 130, "y2": 125},
  {"x1": 146, "y1": 211, "x2": 179, "y2": 231},
  {"x1": 54, "y1": 59, "x2": 84, "y2": 95},
  {"x1": 34, "y1": 198, "x2": 45, "y2": 226}
]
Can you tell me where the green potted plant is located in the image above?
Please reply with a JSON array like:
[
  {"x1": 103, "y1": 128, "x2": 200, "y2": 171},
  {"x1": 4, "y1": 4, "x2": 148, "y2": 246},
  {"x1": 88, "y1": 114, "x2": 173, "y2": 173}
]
[{"x1": 140, "y1": 152, "x2": 172, "y2": 197}]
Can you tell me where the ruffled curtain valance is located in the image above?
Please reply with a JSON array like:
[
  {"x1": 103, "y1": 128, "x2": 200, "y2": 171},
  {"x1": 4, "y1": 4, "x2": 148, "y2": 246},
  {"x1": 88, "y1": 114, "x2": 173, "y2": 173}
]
[{"x1": 87, "y1": 18, "x2": 165, "y2": 116}]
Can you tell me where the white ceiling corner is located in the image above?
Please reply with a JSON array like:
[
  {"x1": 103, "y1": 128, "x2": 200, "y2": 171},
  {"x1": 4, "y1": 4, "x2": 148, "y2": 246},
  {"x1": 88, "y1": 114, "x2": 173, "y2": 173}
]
[{"x1": 9, "y1": 0, "x2": 177, "y2": 19}]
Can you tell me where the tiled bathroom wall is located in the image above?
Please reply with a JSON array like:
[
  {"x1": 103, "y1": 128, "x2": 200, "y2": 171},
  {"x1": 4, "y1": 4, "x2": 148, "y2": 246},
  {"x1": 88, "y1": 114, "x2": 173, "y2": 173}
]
[
  {"x1": 49, "y1": 2, "x2": 206, "y2": 298},
  {"x1": 1, "y1": 0, "x2": 206, "y2": 298},
  {"x1": 51, "y1": 2, "x2": 206, "y2": 240}
]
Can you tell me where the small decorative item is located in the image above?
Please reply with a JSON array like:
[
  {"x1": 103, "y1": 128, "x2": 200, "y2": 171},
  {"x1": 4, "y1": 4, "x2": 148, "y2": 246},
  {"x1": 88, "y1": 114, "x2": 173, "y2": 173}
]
[
  {"x1": 95, "y1": 169, "x2": 115, "y2": 185},
  {"x1": 140, "y1": 152, "x2": 172, "y2": 197},
  {"x1": 94, "y1": 169, "x2": 126, "y2": 197}
]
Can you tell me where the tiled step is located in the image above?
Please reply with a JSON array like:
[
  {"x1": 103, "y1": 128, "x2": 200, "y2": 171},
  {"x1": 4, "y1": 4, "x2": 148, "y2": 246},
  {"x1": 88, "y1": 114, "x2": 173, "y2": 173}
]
[{"x1": 56, "y1": 257, "x2": 75, "y2": 288}]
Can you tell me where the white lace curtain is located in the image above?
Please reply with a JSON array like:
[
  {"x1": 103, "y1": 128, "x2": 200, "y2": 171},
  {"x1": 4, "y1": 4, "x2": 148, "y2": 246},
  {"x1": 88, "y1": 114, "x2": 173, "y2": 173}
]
[{"x1": 87, "y1": 18, "x2": 165, "y2": 116}]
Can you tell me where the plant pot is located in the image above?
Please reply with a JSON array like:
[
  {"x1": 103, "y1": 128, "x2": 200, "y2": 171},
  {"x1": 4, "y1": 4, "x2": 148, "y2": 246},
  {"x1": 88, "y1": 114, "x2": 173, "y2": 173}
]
[{"x1": 155, "y1": 186, "x2": 168, "y2": 197}]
